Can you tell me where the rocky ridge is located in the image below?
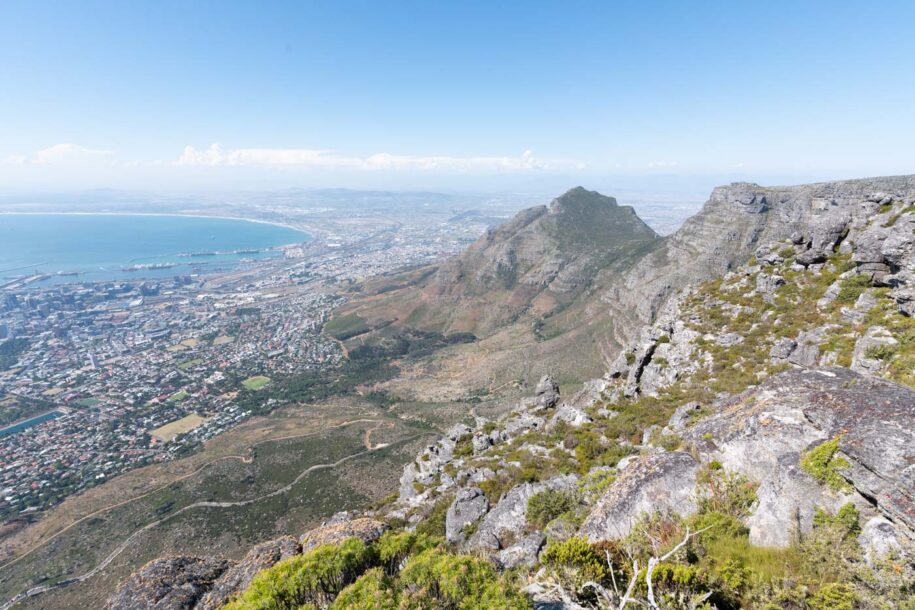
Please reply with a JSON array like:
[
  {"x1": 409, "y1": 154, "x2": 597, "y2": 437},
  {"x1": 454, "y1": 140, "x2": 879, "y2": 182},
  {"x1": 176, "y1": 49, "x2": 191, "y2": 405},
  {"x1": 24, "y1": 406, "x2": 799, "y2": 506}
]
[{"x1": 106, "y1": 177, "x2": 915, "y2": 609}]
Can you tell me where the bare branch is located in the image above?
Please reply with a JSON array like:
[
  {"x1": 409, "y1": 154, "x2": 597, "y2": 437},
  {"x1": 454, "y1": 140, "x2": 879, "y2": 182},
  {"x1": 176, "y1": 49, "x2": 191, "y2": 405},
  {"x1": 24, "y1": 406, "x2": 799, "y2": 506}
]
[
  {"x1": 645, "y1": 526, "x2": 714, "y2": 610},
  {"x1": 606, "y1": 549, "x2": 620, "y2": 597},
  {"x1": 618, "y1": 559, "x2": 639, "y2": 610}
]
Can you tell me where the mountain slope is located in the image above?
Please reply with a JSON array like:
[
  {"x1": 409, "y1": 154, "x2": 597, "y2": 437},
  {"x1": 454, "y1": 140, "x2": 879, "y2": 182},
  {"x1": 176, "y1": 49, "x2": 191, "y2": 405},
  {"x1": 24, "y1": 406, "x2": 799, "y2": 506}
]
[
  {"x1": 342, "y1": 187, "x2": 659, "y2": 337},
  {"x1": 104, "y1": 176, "x2": 915, "y2": 610},
  {"x1": 601, "y1": 174, "x2": 915, "y2": 347}
]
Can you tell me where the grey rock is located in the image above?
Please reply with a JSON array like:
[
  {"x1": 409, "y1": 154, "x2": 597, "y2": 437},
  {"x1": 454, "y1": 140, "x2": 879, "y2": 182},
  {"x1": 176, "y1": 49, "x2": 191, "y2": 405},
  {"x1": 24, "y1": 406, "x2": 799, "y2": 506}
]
[
  {"x1": 685, "y1": 367, "x2": 915, "y2": 546},
  {"x1": 769, "y1": 337, "x2": 797, "y2": 361},
  {"x1": 398, "y1": 424, "x2": 472, "y2": 503},
  {"x1": 817, "y1": 279, "x2": 843, "y2": 308},
  {"x1": 855, "y1": 290, "x2": 878, "y2": 312},
  {"x1": 543, "y1": 513, "x2": 580, "y2": 542},
  {"x1": 858, "y1": 517, "x2": 905, "y2": 564},
  {"x1": 667, "y1": 401, "x2": 702, "y2": 430},
  {"x1": 893, "y1": 285, "x2": 915, "y2": 317},
  {"x1": 503, "y1": 412, "x2": 546, "y2": 437},
  {"x1": 755, "y1": 273, "x2": 786, "y2": 302},
  {"x1": 840, "y1": 307, "x2": 866, "y2": 324},
  {"x1": 851, "y1": 326, "x2": 897, "y2": 374},
  {"x1": 579, "y1": 452, "x2": 700, "y2": 542},
  {"x1": 716, "y1": 332, "x2": 744, "y2": 347},
  {"x1": 472, "y1": 431, "x2": 495, "y2": 453},
  {"x1": 547, "y1": 404, "x2": 592, "y2": 430},
  {"x1": 788, "y1": 330, "x2": 821, "y2": 366},
  {"x1": 496, "y1": 531, "x2": 546, "y2": 569},
  {"x1": 755, "y1": 244, "x2": 785, "y2": 266},
  {"x1": 796, "y1": 214, "x2": 850, "y2": 266},
  {"x1": 299, "y1": 517, "x2": 387, "y2": 553},
  {"x1": 196, "y1": 537, "x2": 299, "y2": 610},
  {"x1": 105, "y1": 557, "x2": 230, "y2": 610},
  {"x1": 446, "y1": 487, "x2": 490, "y2": 544},
  {"x1": 641, "y1": 425, "x2": 659, "y2": 446},
  {"x1": 535, "y1": 375, "x2": 561, "y2": 409},
  {"x1": 468, "y1": 475, "x2": 578, "y2": 551}
]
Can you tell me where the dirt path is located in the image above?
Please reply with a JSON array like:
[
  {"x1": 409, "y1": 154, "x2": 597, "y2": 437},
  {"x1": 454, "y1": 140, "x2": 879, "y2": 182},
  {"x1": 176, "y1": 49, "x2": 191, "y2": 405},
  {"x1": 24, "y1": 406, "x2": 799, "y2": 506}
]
[
  {"x1": 362, "y1": 421, "x2": 390, "y2": 450},
  {"x1": 0, "y1": 418, "x2": 381, "y2": 577},
  {"x1": 1, "y1": 429, "x2": 419, "y2": 610}
]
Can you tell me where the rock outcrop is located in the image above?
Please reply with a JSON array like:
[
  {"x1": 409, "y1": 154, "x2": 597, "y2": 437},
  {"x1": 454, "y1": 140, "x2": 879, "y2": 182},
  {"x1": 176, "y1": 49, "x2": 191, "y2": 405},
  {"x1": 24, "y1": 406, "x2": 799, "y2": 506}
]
[
  {"x1": 602, "y1": 175, "x2": 915, "y2": 348},
  {"x1": 299, "y1": 516, "x2": 388, "y2": 553},
  {"x1": 196, "y1": 537, "x2": 299, "y2": 610},
  {"x1": 467, "y1": 475, "x2": 578, "y2": 552},
  {"x1": 685, "y1": 367, "x2": 915, "y2": 546},
  {"x1": 579, "y1": 452, "x2": 700, "y2": 542},
  {"x1": 105, "y1": 557, "x2": 231, "y2": 610}
]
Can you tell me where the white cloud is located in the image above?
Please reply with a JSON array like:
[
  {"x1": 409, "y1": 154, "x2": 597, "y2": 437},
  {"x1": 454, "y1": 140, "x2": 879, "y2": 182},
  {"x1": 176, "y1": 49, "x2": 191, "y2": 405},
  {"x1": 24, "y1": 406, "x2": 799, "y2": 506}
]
[
  {"x1": 34, "y1": 143, "x2": 113, "y2": 164},
  {"x1": 176, "y1": 144, "x2": 583, "y2": 173},
  {"x1": 3, "y1": 143, "x2": 113, "y2": 165},
  {"x1": 647, "y1": 160, "x2": 679, "y2": 169}
]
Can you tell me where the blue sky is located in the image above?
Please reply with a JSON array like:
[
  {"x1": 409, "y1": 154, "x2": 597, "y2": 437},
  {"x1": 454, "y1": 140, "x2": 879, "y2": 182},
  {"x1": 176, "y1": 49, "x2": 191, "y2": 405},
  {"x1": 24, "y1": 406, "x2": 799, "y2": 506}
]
[{"x1": 1, "y1": 0, "x2": 913, "y2": 193}]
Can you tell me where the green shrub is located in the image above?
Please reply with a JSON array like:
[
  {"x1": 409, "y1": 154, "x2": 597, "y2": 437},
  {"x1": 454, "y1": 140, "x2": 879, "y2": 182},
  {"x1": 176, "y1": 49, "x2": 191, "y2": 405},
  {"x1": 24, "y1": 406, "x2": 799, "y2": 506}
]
[
  {"x1": 541, "y1": 537, "x2": 608, "y2": 590},
  {"x1": 578, "y1": 468, "x2": 616, "y2": 504},
  {"x1": 225, "y1": 538, "x2": 377, "y2": 610},
  {"x1": 452, "y1": 434, "x2": 473, "y2": 457},
  {"x1": 695, "y1": 463, "x2": 757, "y2": 518},
  {"x1": 330, "y1": 548, "x2": 532, "y2": 609},
  {"x1": 328, "y1": 568, "x2": 398, "y2": 609},
  {"x1": 398, "y1": 549, "x2": 532, "y2": 609},
  {"x1": 813, "y1": 503, "x2": 860, "y2": 539},
  {"x1": 808, "y1": 582, "x2": 855, "y2": 610},
  {"x1": 527, "y1": 488, "x2": 579, "y2": 529},
  {"x1": 865, "y1": 343, "x2": 897, "y2": 361},
  {"x1": 800, "y1": 438, "x2": 850, "y2": 491},
  {"x1": 836, "y1": 274, "x2": 870, "y2": 303},
  {"x1": 414, "y1": 495, "x2": 452, "y2": 538},
  {"x1": 375, "y1": 530, "x2": 438, "y2": 574}
]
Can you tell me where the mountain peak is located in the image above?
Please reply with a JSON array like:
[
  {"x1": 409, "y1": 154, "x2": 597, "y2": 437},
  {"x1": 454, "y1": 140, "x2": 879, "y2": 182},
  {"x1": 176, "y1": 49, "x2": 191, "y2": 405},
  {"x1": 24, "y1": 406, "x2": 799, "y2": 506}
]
[{"x1": 550, "y1": 186, "x2": 619, "y2": 214}]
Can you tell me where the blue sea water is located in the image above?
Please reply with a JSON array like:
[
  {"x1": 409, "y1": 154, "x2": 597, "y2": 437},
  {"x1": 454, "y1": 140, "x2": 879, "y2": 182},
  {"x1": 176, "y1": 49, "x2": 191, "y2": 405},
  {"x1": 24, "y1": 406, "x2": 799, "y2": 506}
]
[
  {"x1": 0, "y1": 214, "x2": 309, "y2": 285},
  {"x1": 0, "y1": 410, "x2": 63, "y2": 437}
]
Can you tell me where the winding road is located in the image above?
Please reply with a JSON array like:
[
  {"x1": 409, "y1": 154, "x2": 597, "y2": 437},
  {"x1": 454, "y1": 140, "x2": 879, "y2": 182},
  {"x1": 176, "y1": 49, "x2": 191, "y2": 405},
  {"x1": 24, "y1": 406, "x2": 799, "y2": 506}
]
[{"x1": 0, "y1": 419, "x2": 411, "y2": 610}]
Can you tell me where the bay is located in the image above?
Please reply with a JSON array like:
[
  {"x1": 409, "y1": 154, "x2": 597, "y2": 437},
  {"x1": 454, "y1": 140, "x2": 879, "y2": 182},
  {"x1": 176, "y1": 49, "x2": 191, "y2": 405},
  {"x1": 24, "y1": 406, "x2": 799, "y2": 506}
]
[{"x1": 0, "y1": 213, "x2": 309, "y2": 285}]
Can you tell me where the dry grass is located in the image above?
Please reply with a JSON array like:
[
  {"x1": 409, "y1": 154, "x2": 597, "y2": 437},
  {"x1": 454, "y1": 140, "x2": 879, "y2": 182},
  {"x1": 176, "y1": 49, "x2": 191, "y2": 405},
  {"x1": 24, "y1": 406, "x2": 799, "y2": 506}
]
[{"x1": 150, "y1": 414, "x2": 208, "y2": 442}]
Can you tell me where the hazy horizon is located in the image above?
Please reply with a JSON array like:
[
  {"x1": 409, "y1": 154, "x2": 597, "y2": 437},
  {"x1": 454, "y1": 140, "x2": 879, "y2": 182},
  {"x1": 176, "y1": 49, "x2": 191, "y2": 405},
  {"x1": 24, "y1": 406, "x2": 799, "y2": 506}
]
[{"x1": 2, "y1": 1, "x2": 913, "y2": 195}]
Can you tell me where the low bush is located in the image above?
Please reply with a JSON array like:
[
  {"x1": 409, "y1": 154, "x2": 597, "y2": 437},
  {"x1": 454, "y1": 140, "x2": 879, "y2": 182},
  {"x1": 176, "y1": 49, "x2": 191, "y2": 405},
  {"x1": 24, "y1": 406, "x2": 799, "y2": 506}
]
[
  {"x1": 225, "y1": 538, "x2": 377, "y2": 610},
  {"x1": 526, "y1": 488, "x2": 579, "y2": 529},
  {"x1": 541, "y1": 537, "x2": 608, "y2": 591},
  {"x1": 800, "y1": 437, "x2": 850, "y2": 491}
]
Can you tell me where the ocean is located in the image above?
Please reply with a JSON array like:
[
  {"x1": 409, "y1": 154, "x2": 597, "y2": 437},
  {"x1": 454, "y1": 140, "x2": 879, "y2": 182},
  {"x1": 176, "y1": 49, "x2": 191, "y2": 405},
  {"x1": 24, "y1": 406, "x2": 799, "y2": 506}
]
[{"x1": 0, "y1": 213, "x2": 309, "y2": 285}]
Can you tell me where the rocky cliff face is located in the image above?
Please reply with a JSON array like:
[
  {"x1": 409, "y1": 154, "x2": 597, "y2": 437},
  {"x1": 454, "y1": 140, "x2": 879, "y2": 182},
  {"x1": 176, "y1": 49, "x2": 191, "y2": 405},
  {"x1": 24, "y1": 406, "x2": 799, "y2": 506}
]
[
  {"x1": 601, "y1": 174, "x2": 915, "y2": 347},
  {"x1": 106, "y1": 176, "x2": 915, "y2": 609}
]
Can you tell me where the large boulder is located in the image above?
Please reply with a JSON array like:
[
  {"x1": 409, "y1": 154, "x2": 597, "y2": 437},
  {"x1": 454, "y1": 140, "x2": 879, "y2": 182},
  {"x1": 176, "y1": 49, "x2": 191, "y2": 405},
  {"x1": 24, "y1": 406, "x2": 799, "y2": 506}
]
[
  {"x1": 299, "y1": 517, "x2": 388, "y2": 553},
  {"x1": 105, "y1": 557, "x2": 230, "y2": 610},
  {"x1": 579, "y1": 452, "x2": 700, "y2": 542},
  {"x1": 468, "y1": 475, "x2": 578, "y2": 551},
  {"x1": 496, "y1": 531, "x2": 546, "y2": 569},
  {"x1": 534, "y1": 375, "x2": 561, "y2": 409},
  {"x1": 445, "y1": 487, "x2": 490, "y2": 544},
  {"x1": 851, "y1": 326, "x2": 897, "y2": 374},
  {"x1": 196, "y1": 536, "x2": 300, "y2": 610},
  {"x1": 685, "y1": 367, "x2": 915, "y2": 546}
]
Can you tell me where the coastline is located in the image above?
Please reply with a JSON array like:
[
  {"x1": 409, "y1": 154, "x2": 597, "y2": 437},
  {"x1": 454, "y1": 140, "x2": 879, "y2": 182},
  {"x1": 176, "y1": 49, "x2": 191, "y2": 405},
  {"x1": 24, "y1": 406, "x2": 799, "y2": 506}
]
[{"x1": 0, "y1": 211, "x2": 310, "y2": 237}]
